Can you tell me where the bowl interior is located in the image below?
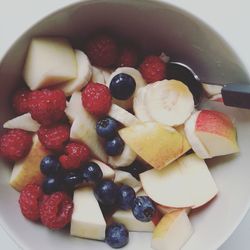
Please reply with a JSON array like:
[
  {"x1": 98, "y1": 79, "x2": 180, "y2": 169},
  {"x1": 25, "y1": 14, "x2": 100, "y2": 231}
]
[{"x1": 0, "y1": 1, "x2": 250, "y2": 249}]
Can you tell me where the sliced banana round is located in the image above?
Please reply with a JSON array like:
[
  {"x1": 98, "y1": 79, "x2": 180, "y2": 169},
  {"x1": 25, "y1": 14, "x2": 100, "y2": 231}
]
[
  {"x1": 108, "y1": 144, "x2": 137, "y2": 168},
  {"x1": 133, "y1": 85, "x2": 154, "y2": 122},
  {"x1": 145, "y1": 79, "x2": 194, "y2": 126},
  {"x1": 108, "y1": 104, "x2": 139, "y2": 127},
  {"x1": 59, "y1": 50, "x2": 92, "y2": 96},
  {"x1": 107, "y1": 67, "x2": 146, "y2": 110}
]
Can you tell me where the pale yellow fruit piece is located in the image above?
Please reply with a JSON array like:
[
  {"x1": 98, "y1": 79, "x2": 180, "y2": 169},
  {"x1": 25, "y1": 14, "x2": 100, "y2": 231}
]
[
  {"x1": 152, "y1": 209, "x2": 193, "y2": 250},
  {"x1": 119, "y1": 122, "x2": 189, "y2": 170},
  {"x1": 70, "y1": 187, "x2": 106, "y2": 240},
  {"x1": 23, "y1": 37, "x2": 77, "y2": 90},
  {"x1": 9, "y1": 135, "x2": 49, "y2": 191}
]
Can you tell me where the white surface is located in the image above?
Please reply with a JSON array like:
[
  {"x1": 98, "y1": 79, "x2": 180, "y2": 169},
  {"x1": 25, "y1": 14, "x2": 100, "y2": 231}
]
[{"x1": 0, "y1": 0, "x2": 250, "y2": 249}]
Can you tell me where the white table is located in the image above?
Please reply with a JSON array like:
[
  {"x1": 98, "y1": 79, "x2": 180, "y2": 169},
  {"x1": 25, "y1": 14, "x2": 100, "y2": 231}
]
[{"x1": 1, "y1": 0, "x2": 250, "y2": 249}]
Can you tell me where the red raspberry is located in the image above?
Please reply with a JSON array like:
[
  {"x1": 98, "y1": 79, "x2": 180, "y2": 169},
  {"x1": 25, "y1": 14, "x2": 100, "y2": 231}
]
[
  {"x1": 12, "y1": 88, "x2": 31, "y2": 115},
  {"x1": 28, "y1": 89, "x2": 66, "y2": 126},
  {"x1": 0, "y1": 129, "x2": 32, "y2": 161},
  {"x1": 85, "y1": 33, "x2": 118, "y2": 67},
  {"x1": 59, "y1": 142, "x2": 91, "y2": 170},
  {"x1": 40, "y1": 192, "x2": 73, "y2": 230},
  {"x1": 139, "y1": 55, "x2": 166, "y2": 83},
  {"x1": 38, "y1": 124, "x2": 70, "y2": 152},
  {"x1": 117, "y1": 46, "x2": 138, "y2": 67},
  {"x1": 18, "y1": 184, "x2": 43, "y2": 221},
  {"x1": 82, "y1": 82, "x2": 112, "y2": 116}
]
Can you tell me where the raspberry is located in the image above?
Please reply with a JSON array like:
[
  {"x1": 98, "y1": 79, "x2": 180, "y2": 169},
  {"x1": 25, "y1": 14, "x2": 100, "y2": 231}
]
[
  {"x1": 82, "y1": 82, "x2": 112, "y2": 116},
  {"x1": 38, "y1": 124, "x2": 70, "y2": 152},
  {"x1": 59, "y1": 142, "x2": 91, "y2": 170},
  {"x1": 85, "y1": 33, "x2": 118, "y2": 67},
  {"x1": 0, "y1": 129, "x2": 32, "y2": 161},
  {"x1": 28, "y1": 89, "x2": 66, "y2": 126},
  {"x1": 12, "y1": 88, "x2": 31, "y2": 115},
  {"x1": 139, "y1": 55, "x2": 166, "y2": 83},
  {"x1": 117, "y1": 46, "x2": 138, "y2": 67},
  {"x1": 40, "y1": 192, "x2": 73, "y2": 230},
  {"x1": 18, "y1": 184, "x2": 43, "y2": 221}
]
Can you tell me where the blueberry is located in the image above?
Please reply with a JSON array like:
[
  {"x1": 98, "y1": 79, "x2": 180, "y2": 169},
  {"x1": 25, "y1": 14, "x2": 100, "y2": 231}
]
[
  {"x1": 117, "y1": 185, "x2": 136, "y2": 210},
  {"x1": 42, "y1": 176, "x2": 60, "y2": 194},
  {"x1": 110, "y1": 73, "x2": 136, "y2": 100},
  {"x1": 105, "y1": 136, "x2": 124, "y2": 156},
  {"x1": 40, "y1": 155, "x2": 61, "y2": 176},
  {"x1": 81, "y1": 162, "x2": 103, "y2": 184},
  {"x1": 96, "y1": 117, "x2": 118, "y2": 139},
  {"x1": 119, "y1": 161, "x2": 148, "y2": 180},
  {"x1": 105, "y1": 223, "x2": 129, "y2": 248},
  {"x1": 62, "y1": 170, "x2": 83, "y2": 190},
  {"x1": 132, "y1": 196, "x2": 156, "y2": 222},
  {"x1": 94, "y1": 180, "x2": 119, "y2": 206}
]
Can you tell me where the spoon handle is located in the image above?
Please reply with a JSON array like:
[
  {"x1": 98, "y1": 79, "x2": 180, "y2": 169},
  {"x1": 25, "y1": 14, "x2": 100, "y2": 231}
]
[{"x1": 222, "y1": 83, "x2": 250, "y2": 109}]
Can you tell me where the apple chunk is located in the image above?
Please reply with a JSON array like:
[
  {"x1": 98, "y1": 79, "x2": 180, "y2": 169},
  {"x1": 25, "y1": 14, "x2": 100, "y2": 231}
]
[
  {"x1": 151, "y1": 209, "x2": 193, "y2": 250},
  {"x1": 23, "y1": 37, "x2": 77, "y2": 90},
  {"x1": 140, "y1": 154, "x2": 218, "y2": 208},
  {"x1": 195, "y1": 110, "x2": 239, "y2": 157},
  {"x1": 3, "y1": 113, "x2": 40, "y2": 132},
  {"x1": 9, "y1": 135, "x2": 50, "y2": 191},
  {"x1": 70, "y1": 187, "x2": 106, "y2": 240},
  {"x1": 119, "y1": 122, "x2": 190, "y2": 170},
  {"x1": 67, "y1": 92, "x2": 107, "y2": 163}
]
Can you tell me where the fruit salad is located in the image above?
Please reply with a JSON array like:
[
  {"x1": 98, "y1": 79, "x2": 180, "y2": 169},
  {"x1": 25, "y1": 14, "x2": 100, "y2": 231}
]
[{"x1": 0, "y1": 32, "x2": 239, "y2": 250}]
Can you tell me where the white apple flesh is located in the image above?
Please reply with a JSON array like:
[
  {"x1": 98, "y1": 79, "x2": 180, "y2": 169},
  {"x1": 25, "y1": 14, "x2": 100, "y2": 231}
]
[{"x1": 140, "y1": 154, "x2": 218, "y2": 208}]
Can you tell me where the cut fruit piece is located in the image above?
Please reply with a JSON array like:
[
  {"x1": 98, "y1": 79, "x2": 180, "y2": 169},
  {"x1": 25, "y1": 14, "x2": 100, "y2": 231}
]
[
  {"x1": 119, "y1": 122, "x2": 190, "y2": 170},
  {"x1": 151, "y1": 209, "x2": 193, "y2": 250},
  {"x1": 174, "y1": 125, "x2": 191, "y2": 153},
  {"x1": 112, "y1": 210, "x2": 155, "y2": 232},
  {"x1": 91, "y1": 159, "x2": 115, "y2": 180},
  {"x1": 66, "y1": 92, "x2": 107, "y2": 162},
  {"x1": 70, "y1": 187, "x2": 106, "y2": 240},
  {"x1": 65, "y1": 91, "x2": 81, "y2": 123},
  {"x1": 70, "y1": 118, "x2": 107, "y2": 163},
  {"x1": 3, "y1": 113, "x2": 40, "y2": 132},
  {"x1": 9, "y1": 135, "x2": 49, "y2": 191},
  {"x1": 108, "y1": 104, "x2": 139, "y2": 127},
  {"x1": 145, "y1": 80, "x2": 194, "y2": 126},
  {"x1": 114, "y1": 170, "x2": 142, "y2": 193},
  {"x1": 156, "y1": 205, "x2": 191, "y2": 215},
  {"x1": 107, "y1": 67, "x2": 146, "y2": 110},
  {"x1": 108, "y1": 144, "x2": 137, "y2": 168},
  {"x1": 58, "y1": 50, "x2": 92, "y2": 96},
  {"x1": 202, "y1": 83, "x2": 222, "y2": 97},
  {"x1": 92, "y1": 66, "x2": 112, "y2": 84},
  {"x1": 23, "y1": 37, "x2": 77, "y2": 90},
  {"x1": 133, "y1": 85, "x2": 154, "y2": 122},
  {"x1": 196, "y1": 110, "x2": 239, "y2": 158},
  {"x1": 184, "y1": 111, "x2": 211, "y2": 159},
  {"x1": 140, "y1": 154, "x2": 218, "y2": 208}
]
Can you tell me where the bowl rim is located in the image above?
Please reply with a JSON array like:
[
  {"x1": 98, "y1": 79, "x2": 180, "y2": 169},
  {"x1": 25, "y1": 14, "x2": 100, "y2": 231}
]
[{"x1": 0, "y1": 0, "x2": 250, "y2": 249}]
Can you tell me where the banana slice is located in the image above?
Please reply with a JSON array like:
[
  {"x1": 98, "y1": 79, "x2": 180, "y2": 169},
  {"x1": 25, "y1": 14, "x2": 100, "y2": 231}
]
[
  {"x1": 107, "y1": 67, "x2": 146, "y2": 110},
  {"x1": 58, "y1": 50, "x2": 92, "y2": 96},
  {"x1": 133, "y1": 85, "x2": 154, "y2": 122},
  {"x1": 184, "y1": 111, "x2": 210, "y2": 159},
  {"x1": 92, "y1": 66, "x2": 112, "y2": 84},
  {"x1": 145, "y1": 80, "x2": 194, "y2": 126},
  {"x1": 108, "y1": 144, "x2": 137, "y2": 168},
  {"x1": 108, "y1": 104, "x2": 139, "y2": 127}
]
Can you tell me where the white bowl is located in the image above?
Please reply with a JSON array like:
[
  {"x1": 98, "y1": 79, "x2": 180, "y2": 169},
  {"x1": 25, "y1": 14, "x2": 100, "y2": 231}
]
[{"x1": 0, "y1": 1, "x2": 250, "y2": 249}]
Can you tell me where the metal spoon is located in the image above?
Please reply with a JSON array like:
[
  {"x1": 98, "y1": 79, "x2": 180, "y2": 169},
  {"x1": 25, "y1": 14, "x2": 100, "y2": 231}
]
[{"x1": 167, "y1": 62, "x2": 250, "y2": 109}]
